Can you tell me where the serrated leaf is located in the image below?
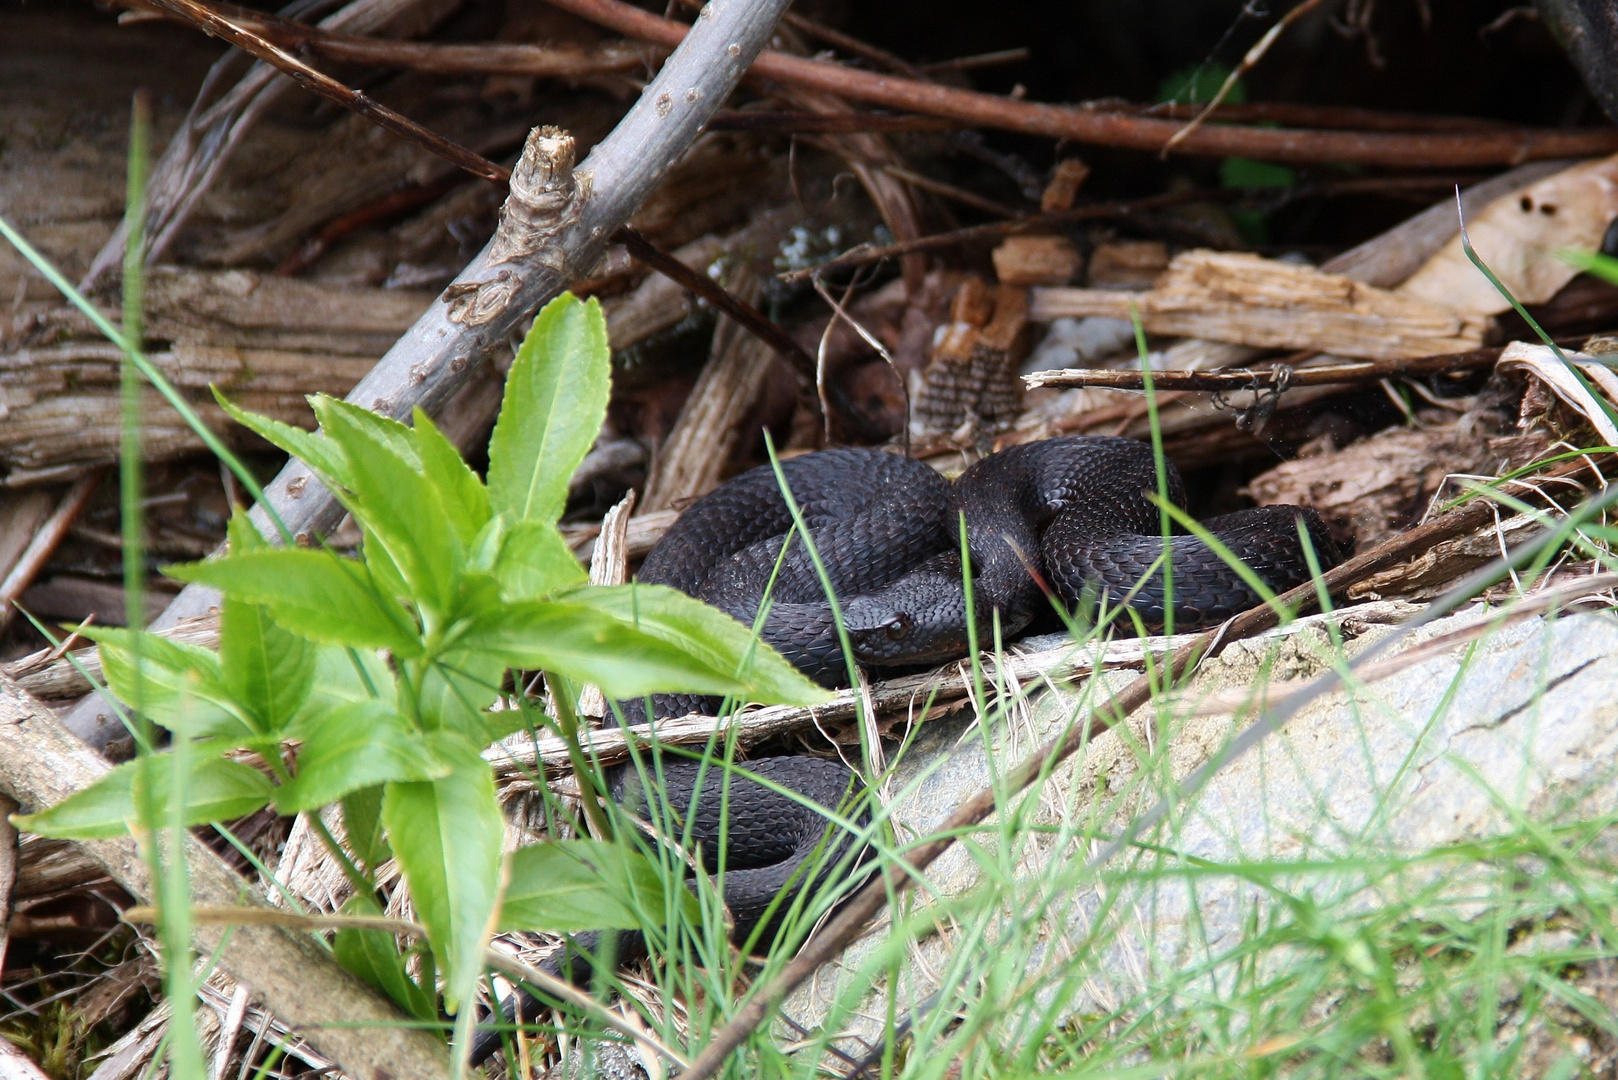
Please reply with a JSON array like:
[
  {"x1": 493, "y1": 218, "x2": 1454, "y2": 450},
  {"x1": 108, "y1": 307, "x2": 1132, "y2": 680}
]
[
  {"x1": 11, "y1": 764, "x2": 137, "y2": 839},
  {"x1": 84, "y1": 627, "x2": 249, "y2": 740},
  {"x1": 496, "y1": 519, "x2": 586, "y2": 600},
  {"x1": 333, "y1": 893, "x2": 440, "y2": 1024},
  {"x1": 361, "y1": 521, "x2": 411, "y2": 603},
  {"x1": 308, "y1": 395, "x2": 420, "y2": 469},
  {"x1": 15, "y1": 754, "x2": 274, "y2": 839},
  {"x1": 453, "y1": 599, "x2": 757, "y2": 700},
  {"x1": 225, "y1": 509, "x2": 269, "y2": 553},
  {"x1": 213, "y1": 389, "x2": 351, "y2": 490},
  {"x1": 574, "y1": 584, "x2": 832, "y2": 708},
  {"x1": 220, "y1": 594, "x2": 314, "y2": 737},
  {"x1": 487, "y1": 294, "x2": 610, "y2": 525},
  {"x1": 499, "y1": 839, "x2": 694, "y2": 933},
  {"x1": 276, "y1": 701, "x2": 449, "y2": 813},
  {"x1": 383, "y1": 739, "x2": 504, "y2": 1015},
  {"x1": 413, "y1": 408, "x2": 490, "y2": 547},
  {"x1": 166, "y1": 550, "x2": 422, "y2": 657},
  {"x1": 320, "y1": 405, "x2": 459, "y2": 615}
]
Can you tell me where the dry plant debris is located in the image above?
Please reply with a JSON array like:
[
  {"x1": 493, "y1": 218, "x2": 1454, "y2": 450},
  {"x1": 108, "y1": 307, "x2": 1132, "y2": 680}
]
[{"x1": 3, "y1": 1, "x2": 1618, "y2": 1078}]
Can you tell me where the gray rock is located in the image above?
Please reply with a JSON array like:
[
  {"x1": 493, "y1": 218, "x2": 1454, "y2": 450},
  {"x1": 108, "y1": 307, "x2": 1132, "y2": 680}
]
[{"x1": 783, "y1": 601, "x2": 1618, "y2": 1054}]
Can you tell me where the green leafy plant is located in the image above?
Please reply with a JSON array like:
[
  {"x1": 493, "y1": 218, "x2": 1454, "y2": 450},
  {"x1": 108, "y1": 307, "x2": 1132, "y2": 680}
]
[{"x1": 15, "y1": 292, "x2": 830, "y2": 1059}]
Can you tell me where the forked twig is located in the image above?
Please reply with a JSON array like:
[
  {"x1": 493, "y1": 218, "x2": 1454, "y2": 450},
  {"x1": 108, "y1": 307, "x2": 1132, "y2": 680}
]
[{"x1": 1160, "y1": 0, "x2": 1334, "y2": 157}]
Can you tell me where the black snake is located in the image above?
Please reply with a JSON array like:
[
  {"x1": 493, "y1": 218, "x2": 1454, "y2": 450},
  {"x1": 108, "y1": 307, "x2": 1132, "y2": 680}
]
[{"x1": 474, "y1": 435, "x2": 1339, "y2": 1057}]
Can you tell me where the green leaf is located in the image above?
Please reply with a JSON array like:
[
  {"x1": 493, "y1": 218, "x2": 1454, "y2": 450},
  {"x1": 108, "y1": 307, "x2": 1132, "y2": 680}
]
[
  {"x1": 341, "y1": 785, "x2": 391, "y2": 873},
  {"x1": 12, "y1": 765, "x2": 138, "y2": 839},
  {"x1": 15, "y1": 754, "x2": 274, "y2": 839},
  {"x1": 276, "y1": 701, "x2": 449, "y2": 813},
  {"x1": 292, "y1": 645, "x2": 394, "y2": 734},
  {"x1": 487, "y1": 294, "x2": 610, "y2": 525},
  {"x1": 361, "y1": 521, "x2": 411, "y2": 603},
  {"x1": 453, "y1": 599, "x2": 760, "y2": 700},
  {"x1": 1558, "y1": 246, "x2": 1618, "y2": 287},
  {"x1": 574, "y1": 584, "x2": 832, "y2": 708},
  {"x1": 496, "y1": 519, "x2": 587, "y2": 600},
  {"x1": 319, "y1": 404, "x2": 459, "y2": 615},
  {"x1": 413, "y1": 408, "x2": 490, "y2": 547},
  {"x1": 415, "y1": 647, "x2": 505, "y2": 738},
  {"x1": 333, "y1": 893, "x2": 440, "y2": 1024},
  {"x1": 308, "y1": 395, "x2": 420, "y2": 470},
  {"x1": 220, "y1": 593, "x2": 315, "y2": 738},
  {"x1": 84, "y1": 627, "x2": 249, "y2": 740},
  {"x1": 167, "y1": 550, "x2": 422, "y2": 657},
  {"x1": 214, "y1": 389, "x2": 352, "y2": 490},
  {"x1": 499, "y1": 839, "x2": 694, "y2": 933},
  {"x1": 382, "y1": 740, "x2": 504, "y2": 1015}
]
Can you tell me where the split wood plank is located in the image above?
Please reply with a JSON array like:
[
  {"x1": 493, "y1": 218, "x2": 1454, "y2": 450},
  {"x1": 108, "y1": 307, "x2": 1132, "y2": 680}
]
[{"x1": 1028, "y1": 250, "x2": 1487, "y2": 361}]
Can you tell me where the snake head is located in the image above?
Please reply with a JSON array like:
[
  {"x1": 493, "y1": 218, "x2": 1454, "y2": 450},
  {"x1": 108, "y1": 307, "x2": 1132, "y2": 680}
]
[{"x1": 844, "y1": 570, "x2": 971, "y2": 667}]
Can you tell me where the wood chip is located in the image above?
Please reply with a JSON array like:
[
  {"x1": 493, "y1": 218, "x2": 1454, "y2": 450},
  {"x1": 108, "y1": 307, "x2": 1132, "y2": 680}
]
[
  {"x1": 1086, "y1": 239, "x2": 1167, "y2": 289},
  {"x1": 992, "y1": 234, "x2": 1080, "y2": 286}
]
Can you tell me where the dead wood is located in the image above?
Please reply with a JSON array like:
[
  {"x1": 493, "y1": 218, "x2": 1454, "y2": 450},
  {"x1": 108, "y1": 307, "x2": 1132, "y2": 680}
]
[
  {"x1": 1244, "y1": 418, "x2": 1544, "y2": 551},
  {"x1": 1028, "y1": 251, "x2": 1488, "y2": 361},
  {"x1": 546, "y1": 0, "x2": 1618, "y2": 168},
  {"x1": 2, "y1": 268, "x2": 434, "y2": 480},
  {"x1": 0, "y1": 793, "x2": 15, "y2": 978},
  {"x1": 615, "y1": 225, "x2": 815, "y2": 382},
  {"x1": 121, "y1": 1, "x2": 651, "y2": 80},
  {"x1": 0, "y1": 1035, "x2": 54, "y2": 1080},
  {"x1": 1023, "y1": 346, "x2": 1506, "y2": 392},
  {"x1": 60, "y1": 0, "x2": 801, "y2": 749},
  {"x1": 909, "y1": 280, "x2": 1027, "y2": 439},
  {"x1": 0, "y1": 474, "x2": 103, "y2": 629},
  {"x1": 83, "y1": 0, "x2": 464, "y2": 286},
  {"x1": 0, "y1": 675, "x2": 450, "y2": 1079},
  {"x1": 641, "y1": 263, "x2": 776, "y2": 512},
  {"x1": 991, "y1": 235, "x2": 1081, "y2": 287}
]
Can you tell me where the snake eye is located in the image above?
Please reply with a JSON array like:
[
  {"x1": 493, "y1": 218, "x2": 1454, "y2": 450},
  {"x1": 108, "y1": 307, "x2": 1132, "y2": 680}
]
[{"x1": 884, "y1": 614, "x2": 911, "y2": 640}]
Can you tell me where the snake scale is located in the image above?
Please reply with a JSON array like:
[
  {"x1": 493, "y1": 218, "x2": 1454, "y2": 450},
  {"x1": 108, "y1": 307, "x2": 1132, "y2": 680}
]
[{"x1": 474, "y1": 435, "x2": 1339, "y2": 1057}]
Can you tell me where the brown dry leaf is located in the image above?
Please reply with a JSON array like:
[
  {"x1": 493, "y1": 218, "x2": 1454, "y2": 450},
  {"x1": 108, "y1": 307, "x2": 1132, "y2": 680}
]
[
  {"x1": 1399, "y1": 153, "x2": 1618, "y2": 318},
  {"x1": 1496, "y1": 341, "x2": 1618, "y2": 445}
]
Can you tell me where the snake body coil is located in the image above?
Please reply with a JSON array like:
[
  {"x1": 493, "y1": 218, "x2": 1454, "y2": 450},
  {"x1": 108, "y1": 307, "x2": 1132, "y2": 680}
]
[
  {"x1": 621, "y1": 436, "x2": 1340, "y2": 941},
  {"x1": 475, "y1": 437, "x2": 1339, "y2": 1056}
]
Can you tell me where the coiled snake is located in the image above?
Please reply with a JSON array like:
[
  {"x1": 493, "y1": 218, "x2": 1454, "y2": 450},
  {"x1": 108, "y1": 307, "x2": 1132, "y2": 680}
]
[{"x1": 474, "y1": 436, "x2": 1338, "y2": 1056}]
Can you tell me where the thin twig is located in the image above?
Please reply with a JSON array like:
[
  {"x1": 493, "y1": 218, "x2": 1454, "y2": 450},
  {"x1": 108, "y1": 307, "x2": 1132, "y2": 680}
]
[
  {"x1": 0, "y1": 471, "x2": 106, "y2": 632},
  {"x1": 1023, "y1": 346, "x2": 1507, "y2": 392},
  {"x1": 614, "y1": 226, "x2": 816, "y2": 383},
  {"x1": 709, "y1": 110, "x2": 956, "y2": 134},
  {"x1": 118, "y1": 0, "x2": 652, "y2": 78},
  {"x1": 544, "y1": 0, "x2": 1618, "y2": 166},
  {"x1": 135, "y1": 0, "x2": 511, "y2": 184},
  {"x1": 777, "y1": 191, "x2": 1223, "y2": 283},
  {"x1": 1161, "y1": 0, "x2": 1333, "y2": 156}
]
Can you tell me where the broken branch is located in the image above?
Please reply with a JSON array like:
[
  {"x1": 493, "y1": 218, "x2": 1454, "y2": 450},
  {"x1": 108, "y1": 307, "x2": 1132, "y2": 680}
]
[{"x1": 544, "y1": 0, "x2": 1618, "y2": 167}]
